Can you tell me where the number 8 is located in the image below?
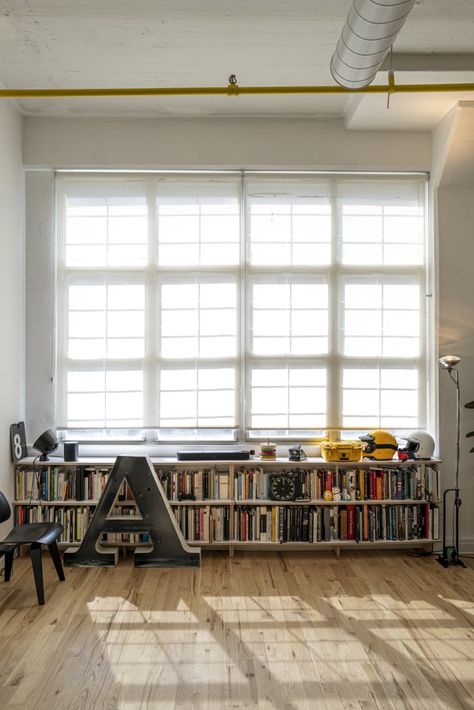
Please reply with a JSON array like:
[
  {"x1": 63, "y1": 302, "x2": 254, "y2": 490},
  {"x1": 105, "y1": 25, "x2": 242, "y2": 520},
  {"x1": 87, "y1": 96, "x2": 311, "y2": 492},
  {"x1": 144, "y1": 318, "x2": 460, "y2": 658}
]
[{"x1": 13, "y1": 433, "x2": 22, "y2": 459}]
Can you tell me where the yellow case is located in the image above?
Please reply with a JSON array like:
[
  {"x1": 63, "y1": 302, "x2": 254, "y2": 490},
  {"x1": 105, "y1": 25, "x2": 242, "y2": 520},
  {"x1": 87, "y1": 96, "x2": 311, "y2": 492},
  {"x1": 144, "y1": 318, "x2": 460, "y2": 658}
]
[{"x1": 320, "y1": 440, "x2": 364, "y2": 462}]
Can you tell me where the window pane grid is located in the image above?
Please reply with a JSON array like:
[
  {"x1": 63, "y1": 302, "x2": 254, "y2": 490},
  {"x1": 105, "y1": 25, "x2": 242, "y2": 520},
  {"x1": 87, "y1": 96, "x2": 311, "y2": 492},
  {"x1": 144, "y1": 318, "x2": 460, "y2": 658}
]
[
  {"x1": 251, "y1": 281, "x2": 329, "y2": 357},
  {"x1": 342, "y1": 280, "x2": 420, "y2": 358},
  {"x1": 159, "y1": 366, "x2": 236, "y2": 427},
  {"x1": 57, "y1": 175, "x2": 427, "y2": 437},
  {"x1": 67, "y1": 282, "x2": 145, "y2": 361},
  {"x1": 339, "y1": 184, "x2": 424, "y2": 266},
  {"x1": 66, "y1": 191, "x2": 148, "y2": 267},
  {"x1": 157, "y1": 185, "x2": 240, "y2": 266},
  {"x1": 160, "y1": 280, "x2": 237, "y2": 360},
  {"x1": 247, "y1": 181, "x2": 331, "y2": 266},
  {"x1": 341, "y1": 366, "x2": 420, "y2": 429}
]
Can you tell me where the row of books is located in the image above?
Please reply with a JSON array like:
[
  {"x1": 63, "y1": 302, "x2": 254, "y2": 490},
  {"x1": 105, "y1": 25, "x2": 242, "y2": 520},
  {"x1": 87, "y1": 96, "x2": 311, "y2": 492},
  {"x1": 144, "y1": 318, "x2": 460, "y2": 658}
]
[
  {"x1": 159, "y1": 468, "x2": 230, "y2": 500},
  {"x1": 15, "y1": 464, "x2": 439, "y2": 504},
  {"x1": 14, "y1": 504, "x2": 150, "y2": 544},
  {"x1": 235, "y1": 467, "x2": 311, "y2": 500},
  {"x1": 317, "y1": 466, "x2": 439, "y2": 502},
  {"x1": 15, "y1": 466, "x2": 111, "y2": 502},
  {"x1": 14, "y1": 502, "x2": 439, "y2": 545},
  {"x1": 233, "y1": 504, "x2": 439, "y2": 543},
  {"x1": 234, "y1": 466, "x2": 439, "y2": 502},
  {"x1": 15, "y1": 505, "x2": 93, "y2": 544},
  {"x1": 172, "y1": 506, "x2": 230, "y2": 542}
]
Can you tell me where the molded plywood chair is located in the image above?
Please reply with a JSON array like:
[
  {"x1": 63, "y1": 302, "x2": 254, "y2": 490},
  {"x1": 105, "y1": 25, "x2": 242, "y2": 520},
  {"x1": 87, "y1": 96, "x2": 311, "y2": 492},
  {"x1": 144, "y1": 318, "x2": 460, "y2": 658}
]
[{"x1": 0, "y1": 492, "x2": 65, "y2": 605}]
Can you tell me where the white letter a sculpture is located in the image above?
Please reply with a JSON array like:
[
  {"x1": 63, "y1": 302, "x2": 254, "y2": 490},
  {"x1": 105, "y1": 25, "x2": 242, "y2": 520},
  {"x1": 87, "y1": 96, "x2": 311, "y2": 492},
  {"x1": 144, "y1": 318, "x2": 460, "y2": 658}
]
[{"x1": 64, "y1": 456, "x2": 200, "y2": 567}]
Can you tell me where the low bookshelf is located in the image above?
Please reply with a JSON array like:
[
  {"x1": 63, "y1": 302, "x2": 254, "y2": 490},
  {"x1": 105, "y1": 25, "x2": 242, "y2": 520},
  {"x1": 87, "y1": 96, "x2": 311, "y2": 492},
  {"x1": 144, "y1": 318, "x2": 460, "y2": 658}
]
[{"x1": 13, "y1": 457, "x2": 441, "y2": 557}]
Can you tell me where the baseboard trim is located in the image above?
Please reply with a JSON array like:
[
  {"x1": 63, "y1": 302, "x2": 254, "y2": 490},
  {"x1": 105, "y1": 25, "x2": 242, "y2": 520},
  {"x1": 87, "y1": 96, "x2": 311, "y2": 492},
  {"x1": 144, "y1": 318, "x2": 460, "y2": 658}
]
[{"x1": 460, "y1": 538, "x2": 474, "y2": 554}]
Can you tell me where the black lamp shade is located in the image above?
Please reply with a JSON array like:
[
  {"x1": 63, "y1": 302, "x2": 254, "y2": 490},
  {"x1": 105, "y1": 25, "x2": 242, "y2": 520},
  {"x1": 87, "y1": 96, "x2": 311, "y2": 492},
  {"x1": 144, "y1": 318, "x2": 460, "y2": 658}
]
[{"x1": 33, "y1": 429, "x2": 59, "y2": 461}]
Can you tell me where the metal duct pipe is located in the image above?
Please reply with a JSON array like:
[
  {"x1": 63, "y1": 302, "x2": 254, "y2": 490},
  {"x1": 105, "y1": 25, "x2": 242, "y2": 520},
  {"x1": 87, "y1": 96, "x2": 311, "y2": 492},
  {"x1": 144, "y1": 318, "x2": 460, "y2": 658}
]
[{"x1": 330, "y1": 0, "x2": 416, "y2": 89}]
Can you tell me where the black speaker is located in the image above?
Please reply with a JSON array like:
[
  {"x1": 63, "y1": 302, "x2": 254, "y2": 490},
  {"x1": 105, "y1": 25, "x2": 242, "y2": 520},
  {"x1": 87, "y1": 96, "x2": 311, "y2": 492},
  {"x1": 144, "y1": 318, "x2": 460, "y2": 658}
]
[
  {"x1": 64, "y1": 441, "x2": 79, "y2": 462},
  {"x1": 33, "y1": 429, "x2": 59, "y2": 461}
]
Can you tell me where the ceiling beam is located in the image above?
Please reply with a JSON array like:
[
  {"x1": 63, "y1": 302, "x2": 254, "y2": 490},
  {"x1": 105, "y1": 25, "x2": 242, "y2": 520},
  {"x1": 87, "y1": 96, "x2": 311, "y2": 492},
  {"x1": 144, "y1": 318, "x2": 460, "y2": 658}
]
[{"x1": 381, "y1": 53, "x2": 474, "y2": 72}]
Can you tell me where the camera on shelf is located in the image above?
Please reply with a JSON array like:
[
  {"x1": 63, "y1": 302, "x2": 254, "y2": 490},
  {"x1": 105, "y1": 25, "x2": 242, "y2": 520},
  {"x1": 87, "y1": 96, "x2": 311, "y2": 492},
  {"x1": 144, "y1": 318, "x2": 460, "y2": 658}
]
[{"x1": 289, "y1": 444, "x2": 306, "y2": 462}]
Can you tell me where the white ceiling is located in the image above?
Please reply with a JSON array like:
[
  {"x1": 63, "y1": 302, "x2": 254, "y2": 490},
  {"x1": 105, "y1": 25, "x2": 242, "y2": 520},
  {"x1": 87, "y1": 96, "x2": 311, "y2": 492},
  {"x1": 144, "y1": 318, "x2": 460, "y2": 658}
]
[{"x1": 0, "y1": 0, "x2": 473, "y2": 129}]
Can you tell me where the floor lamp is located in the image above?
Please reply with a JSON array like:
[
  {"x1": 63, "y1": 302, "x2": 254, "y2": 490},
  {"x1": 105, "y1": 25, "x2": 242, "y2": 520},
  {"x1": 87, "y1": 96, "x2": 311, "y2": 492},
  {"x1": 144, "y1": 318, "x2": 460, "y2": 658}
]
[{"x1": 437, "y1": 355, "x2": 467, "y2": 568}]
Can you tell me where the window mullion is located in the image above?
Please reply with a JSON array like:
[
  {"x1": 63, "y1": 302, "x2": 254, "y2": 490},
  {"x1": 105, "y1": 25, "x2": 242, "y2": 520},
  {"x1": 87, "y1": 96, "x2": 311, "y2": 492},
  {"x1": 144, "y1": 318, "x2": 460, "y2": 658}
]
[
  {"x1": 144, "y1": 179, "x2": 158, "y2": 428},
  {"x1": 327, "y1": 179, "x2": 340, "y2": 437}
]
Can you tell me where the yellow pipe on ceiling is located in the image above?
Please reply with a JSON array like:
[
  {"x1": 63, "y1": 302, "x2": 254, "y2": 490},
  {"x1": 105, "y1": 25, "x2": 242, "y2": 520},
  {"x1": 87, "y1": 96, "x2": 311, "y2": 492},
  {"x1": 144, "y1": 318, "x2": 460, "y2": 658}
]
[{"x1": 0, "y1": 82, "x2": 474, "y2": 98}]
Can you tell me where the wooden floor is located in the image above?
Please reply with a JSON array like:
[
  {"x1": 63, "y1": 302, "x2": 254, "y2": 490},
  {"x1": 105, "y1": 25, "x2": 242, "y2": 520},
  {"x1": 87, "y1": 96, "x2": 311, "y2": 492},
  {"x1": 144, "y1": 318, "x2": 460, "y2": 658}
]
[{"x1": 0, "y1": 551, "x2": 473, "y2": 710}]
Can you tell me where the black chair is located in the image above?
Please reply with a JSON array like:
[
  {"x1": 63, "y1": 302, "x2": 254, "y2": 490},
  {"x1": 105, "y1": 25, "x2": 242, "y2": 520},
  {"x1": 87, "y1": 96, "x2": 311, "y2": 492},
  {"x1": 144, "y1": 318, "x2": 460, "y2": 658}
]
[{"x1": 0, "y1": 492, "x2": 65, "y2": 605}]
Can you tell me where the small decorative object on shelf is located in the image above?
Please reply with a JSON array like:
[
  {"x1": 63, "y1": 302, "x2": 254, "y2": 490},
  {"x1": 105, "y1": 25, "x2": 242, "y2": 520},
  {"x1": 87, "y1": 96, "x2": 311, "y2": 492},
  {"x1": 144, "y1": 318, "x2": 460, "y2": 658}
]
[
  {"x1": 289, "y1": 444, "x2": 306, "y2": 462},
  {"x1": 10, "y1": 422, "x2": 27, "y2": 462},
  {"x1": 63, "y1": 441, "x2": 79, "y2": 462},
  {"x1": 13, "y1": 455, "x2": 441, "y2": 557},
  {"x1": 33, "y1": 429, "x2": 59, "y2": 461},
  {"x1": 332, "y1": 486, "x2": 341, "y2": 502},
  {"x1": 359, "y1": 430, "x2": 398, "y2": 461},
  {"x1": 398, "y1": 432, "x2": 435, "y2": 460},
  {"x1": 260, "y1": 439, "x2": 277, "y2": 461},
  {"x1": 320, "y1": 440, "x2": 364, "y2": 462},
  {"x1": 269, "y1": 473, "x2": 297, "y2": 501}
]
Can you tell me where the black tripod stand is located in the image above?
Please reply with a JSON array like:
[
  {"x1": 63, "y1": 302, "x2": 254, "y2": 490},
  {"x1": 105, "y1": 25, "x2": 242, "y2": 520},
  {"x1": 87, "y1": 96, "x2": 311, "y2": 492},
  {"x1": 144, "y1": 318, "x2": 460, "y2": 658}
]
[
  {"x1": 438, "y1": 488, "x2": 466, "y2": 567},
  {"x1": 437, "y1": 358, "x2": 467, "y2": 568}
]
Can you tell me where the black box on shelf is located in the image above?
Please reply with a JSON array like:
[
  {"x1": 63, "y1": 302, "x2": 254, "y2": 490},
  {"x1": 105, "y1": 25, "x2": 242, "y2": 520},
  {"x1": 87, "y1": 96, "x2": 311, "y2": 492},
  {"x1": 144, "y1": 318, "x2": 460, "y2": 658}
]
[{"x1": 177, "y1": 450, "x2": 252, "y2": 461}]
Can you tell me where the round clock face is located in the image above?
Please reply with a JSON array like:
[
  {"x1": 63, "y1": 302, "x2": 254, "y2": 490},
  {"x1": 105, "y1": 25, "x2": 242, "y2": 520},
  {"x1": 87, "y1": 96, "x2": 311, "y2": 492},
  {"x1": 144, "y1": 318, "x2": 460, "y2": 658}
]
[{"x1": 270, "y1": 475, "x2": 296, "y2": 501}]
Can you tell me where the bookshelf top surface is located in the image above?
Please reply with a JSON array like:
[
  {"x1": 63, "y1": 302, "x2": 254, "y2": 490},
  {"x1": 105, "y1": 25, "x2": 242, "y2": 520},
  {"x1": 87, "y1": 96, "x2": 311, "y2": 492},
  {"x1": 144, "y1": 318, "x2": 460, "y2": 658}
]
[{"x1": 15, "y1": 456, "x2": 441, "y2": 468}]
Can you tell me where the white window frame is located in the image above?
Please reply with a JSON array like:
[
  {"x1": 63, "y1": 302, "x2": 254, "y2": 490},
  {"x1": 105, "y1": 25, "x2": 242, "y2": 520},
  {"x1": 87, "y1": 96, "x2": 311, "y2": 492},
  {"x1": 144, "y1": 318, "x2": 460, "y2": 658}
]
[{"x1": 56, "y1": 170, "x2": 430, "y2": 443}]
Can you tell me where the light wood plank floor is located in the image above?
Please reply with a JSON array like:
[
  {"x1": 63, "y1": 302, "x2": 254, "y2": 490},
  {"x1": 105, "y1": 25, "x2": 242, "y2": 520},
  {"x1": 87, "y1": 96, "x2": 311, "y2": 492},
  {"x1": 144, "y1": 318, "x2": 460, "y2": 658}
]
[{"x1": 0, "y1": 551, "x2": 473, "y2": 710}]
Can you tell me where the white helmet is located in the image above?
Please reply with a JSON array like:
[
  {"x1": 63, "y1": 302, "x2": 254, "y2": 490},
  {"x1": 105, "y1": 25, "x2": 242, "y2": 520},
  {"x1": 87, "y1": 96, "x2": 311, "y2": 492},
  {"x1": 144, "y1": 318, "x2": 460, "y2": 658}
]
[{"x1": 399, "y1": 431, "x2": 435, "y2": 460}]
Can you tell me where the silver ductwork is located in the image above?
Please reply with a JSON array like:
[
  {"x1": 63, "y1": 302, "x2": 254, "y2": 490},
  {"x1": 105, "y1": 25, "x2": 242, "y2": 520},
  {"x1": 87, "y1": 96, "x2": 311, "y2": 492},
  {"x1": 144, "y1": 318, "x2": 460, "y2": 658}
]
[{"x1": 330, "y1": 0, "x2": 416, "y2": 89}]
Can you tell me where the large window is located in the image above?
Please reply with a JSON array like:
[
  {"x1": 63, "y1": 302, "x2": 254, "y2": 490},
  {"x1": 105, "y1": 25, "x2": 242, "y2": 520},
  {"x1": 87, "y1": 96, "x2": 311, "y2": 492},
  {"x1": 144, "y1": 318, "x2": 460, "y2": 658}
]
[{"x1": 56, "y1": 172, "x2": 428, "y2": 441}]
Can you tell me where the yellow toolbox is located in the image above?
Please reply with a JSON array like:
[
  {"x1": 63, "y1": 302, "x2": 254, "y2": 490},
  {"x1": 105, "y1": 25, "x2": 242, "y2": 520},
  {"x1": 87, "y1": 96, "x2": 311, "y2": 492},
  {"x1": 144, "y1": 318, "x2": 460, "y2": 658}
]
[{"x1": 319, "y1": 440, "x2": 364, "y2": 462}]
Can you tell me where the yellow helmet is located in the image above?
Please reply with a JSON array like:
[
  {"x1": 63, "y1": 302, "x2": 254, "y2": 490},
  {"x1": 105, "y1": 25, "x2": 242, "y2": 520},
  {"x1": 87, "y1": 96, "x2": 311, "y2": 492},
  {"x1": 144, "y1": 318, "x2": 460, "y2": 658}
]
[{"x1": 359, "y1": 430, "x2": 397, "y2": 460}]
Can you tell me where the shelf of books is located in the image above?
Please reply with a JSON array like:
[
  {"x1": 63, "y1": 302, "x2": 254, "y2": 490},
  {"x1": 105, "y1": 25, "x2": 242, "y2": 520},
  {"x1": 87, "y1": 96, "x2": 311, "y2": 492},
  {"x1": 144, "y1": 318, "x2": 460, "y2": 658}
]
[{"x1": 13, "y1": 457, "x2": 441, "y2": 555}]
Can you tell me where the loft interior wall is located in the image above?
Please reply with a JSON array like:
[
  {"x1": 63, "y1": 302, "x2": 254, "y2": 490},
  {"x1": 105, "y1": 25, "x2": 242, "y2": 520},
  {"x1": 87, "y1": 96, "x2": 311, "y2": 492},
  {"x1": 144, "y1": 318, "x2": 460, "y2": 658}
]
[
  {"x1": 434, "y1": 107, "x2": 474, "y2": 554},
  {"x1": 29, "y1": 117, "x2": 474, "y2": 542},
  {"x1": 0, "y1": 101, "x2": 25, "y2": 534},
  {"x1": 23, "y1": 117, "x2": 432, "y2": 171},
  {"x1": 432, "y1": 102, "x2": 474, "y2": 553},
  {"x1": 437, "y1": 188, "x2": 474, "y2": 553}
]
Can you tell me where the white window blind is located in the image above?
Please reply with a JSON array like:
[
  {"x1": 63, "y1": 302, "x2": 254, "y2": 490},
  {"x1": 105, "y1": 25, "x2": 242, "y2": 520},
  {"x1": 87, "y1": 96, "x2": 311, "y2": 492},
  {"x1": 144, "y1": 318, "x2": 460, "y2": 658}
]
[{"x1": 56, "y1": 173, "x2": 428, "y2": 440}]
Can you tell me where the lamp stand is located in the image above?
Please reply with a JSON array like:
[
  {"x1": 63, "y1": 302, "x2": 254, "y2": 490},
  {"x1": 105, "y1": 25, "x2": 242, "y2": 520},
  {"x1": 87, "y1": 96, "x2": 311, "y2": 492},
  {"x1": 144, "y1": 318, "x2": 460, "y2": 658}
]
[
  {"x1": 437, "y1": 488, "x2": 466, "y2": 567},
  {"x1": 437, "y1": 366, "x2": 467, "y2": 568}
]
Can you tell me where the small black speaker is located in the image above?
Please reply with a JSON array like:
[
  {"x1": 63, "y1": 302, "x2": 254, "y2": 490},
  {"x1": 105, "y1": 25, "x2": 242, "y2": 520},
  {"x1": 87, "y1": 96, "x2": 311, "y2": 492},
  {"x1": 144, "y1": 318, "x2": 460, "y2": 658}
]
[{"x1": 64, "y1": 441, "x2": 79, "y2": 462}]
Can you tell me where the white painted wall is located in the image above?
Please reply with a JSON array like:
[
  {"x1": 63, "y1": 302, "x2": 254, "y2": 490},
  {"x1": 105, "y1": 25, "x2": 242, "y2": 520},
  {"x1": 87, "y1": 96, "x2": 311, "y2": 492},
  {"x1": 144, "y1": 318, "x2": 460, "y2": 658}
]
[
  {"x1": 0, "y1": 102, "x2": 24, "y2": 531},
  {"x1": 437, "y1": 188, "x2": 474, "y2": 552},
  {"x1": 431, "y1": 103, "x2": 474, "y2": 552},
  {"x1": 23, "y1": 117, "x2": 432, "y2": 171}
]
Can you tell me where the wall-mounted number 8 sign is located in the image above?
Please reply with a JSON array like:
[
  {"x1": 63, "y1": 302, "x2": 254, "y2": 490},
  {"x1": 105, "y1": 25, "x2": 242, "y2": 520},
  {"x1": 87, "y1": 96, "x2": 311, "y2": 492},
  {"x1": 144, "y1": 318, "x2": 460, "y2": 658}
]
[{"x1": 10, "y1": 422, "x2": 27, "y2": 462}]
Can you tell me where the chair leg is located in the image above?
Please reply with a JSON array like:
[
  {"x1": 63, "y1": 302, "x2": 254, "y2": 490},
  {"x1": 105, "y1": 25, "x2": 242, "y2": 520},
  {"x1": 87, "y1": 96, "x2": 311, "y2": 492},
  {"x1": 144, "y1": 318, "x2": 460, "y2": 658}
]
[
  {"x1": 48, "y1": 541, "x2": 65, "y2": 582},
  {"x1": 29, "y1": 544, "x2": 45, "y2": 605},
  {"x1": 4, "y1": 550, "x2": 14, "y2": 582}
]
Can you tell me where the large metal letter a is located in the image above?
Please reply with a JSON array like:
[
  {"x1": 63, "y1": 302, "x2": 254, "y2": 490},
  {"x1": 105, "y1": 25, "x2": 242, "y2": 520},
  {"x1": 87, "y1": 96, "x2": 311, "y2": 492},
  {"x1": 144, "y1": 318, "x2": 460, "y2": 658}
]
[{"x1": 64, "y1": 456, "x2": 200, "y2": 567}]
